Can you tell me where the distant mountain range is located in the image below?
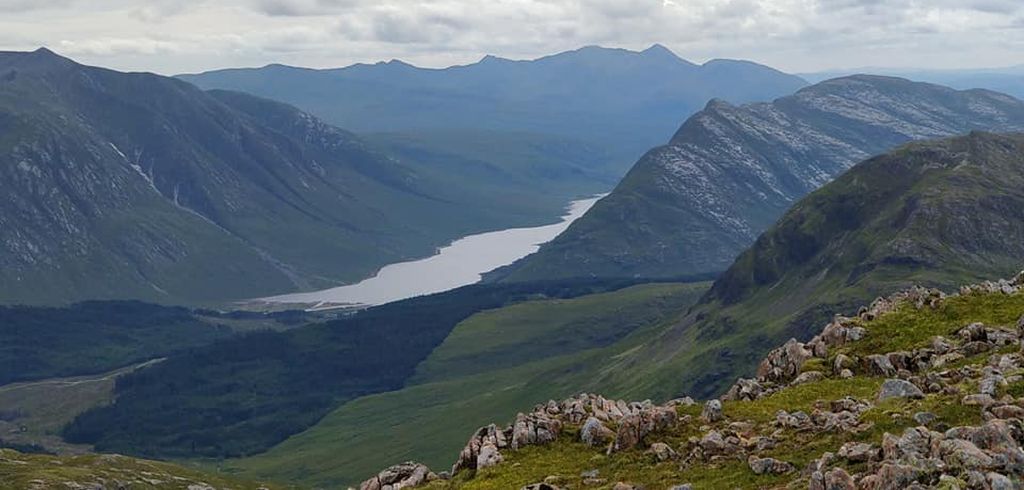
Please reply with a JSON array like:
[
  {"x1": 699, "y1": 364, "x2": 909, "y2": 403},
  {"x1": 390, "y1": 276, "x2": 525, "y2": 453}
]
[
  {"x1": 490, "y1": 76, "x2": 1024, "y2": 282},
  {"x1": 802, "y1": 65, "x2": 1024, "y2": 100},
  {"x1": 0, "y1": 48, "x2": 605, "y2": 305},
  {"x1": 179, "y1": 44, "x2": 809, "y2": 175}
]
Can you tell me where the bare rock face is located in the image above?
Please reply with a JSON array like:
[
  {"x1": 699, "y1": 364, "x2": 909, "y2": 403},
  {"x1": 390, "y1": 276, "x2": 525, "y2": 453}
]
[{"x1": 360, "y1": 462, "x2": 434, "y2": 490}]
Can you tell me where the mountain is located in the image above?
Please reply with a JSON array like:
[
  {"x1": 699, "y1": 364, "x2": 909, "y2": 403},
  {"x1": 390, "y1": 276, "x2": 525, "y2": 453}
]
[
  {"x1": 361, "y1": 272, "x2": 1024, "y2": 489},
  {"x1": 179, "y1": 45, "x2": 809, "y2": 175},
  {"x1": 591, "y1": 131, "x2": 1024, "y2": 401},
  {"x1": 491, "y1": 76, "x2": 1024, "y2": 283},
  {"x1": 0, "y1": 48, "x2": 586, "y2": 305},
  {"x1": 803, "y1": 65, "x2": 1024, "y2": 100}
]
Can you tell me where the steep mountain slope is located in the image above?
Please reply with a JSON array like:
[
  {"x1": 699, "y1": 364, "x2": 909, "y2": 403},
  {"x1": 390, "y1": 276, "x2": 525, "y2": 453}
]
[
  {"x1": 592, "y1": 131, "x2": 1024, "y2": 401},
  {"x1": 0, "y1": 49, "x2": 556, "y2": 305},
  {"x1": 492, "y1": 76, "x2": 1024, "y2": 282},
  {"x1": 180, "y1": 45, "x2": 808, "y2": 174},
  {"x1": 371, "y1": 273, "x2": 1024, "y2": 490}
]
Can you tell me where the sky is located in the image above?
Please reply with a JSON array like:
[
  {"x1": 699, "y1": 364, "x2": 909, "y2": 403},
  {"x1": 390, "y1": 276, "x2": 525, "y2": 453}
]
[{"x1": 2, "y1": 0, "x2": 1024, "y2": 75}]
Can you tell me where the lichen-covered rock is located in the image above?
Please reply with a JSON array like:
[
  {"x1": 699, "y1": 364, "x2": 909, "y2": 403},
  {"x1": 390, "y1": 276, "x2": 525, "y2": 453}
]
[
  {"x1": 747, "y1": 455, "x2": 793, "y2": 475},
  {"x1": 867, "y1": 354, "x2": 897, "y2": 377},
  {"x1": 757, "y1": 339, "x2": 812, "y2": 384},
  {"x1": 878, "y1": 379, "x2": 924, "y2": 401},
  {"x1": 701, "y1": 400, "x2": 722, "y2": 423},
  {"x1": 360, "y1": 462, "x2": 434, "y2": 490},
  {"x1": 648, "y1": 442, "x2": 677, "y2": 461},
  {"x1": 838, "y1": 441, "x2": 879, "y2": 463},
  {"x1": 580, "y1": 417, "x2": 614, "y2": 447},
  {"x1": 476, "y1": 443, "x2": 503, "y2": 469}
]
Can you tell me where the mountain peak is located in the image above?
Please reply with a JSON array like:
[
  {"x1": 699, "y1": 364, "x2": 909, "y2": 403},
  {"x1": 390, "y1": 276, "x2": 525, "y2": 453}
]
[{"x1": 640, "y1": 43, "x2": 685, "y2": 62}]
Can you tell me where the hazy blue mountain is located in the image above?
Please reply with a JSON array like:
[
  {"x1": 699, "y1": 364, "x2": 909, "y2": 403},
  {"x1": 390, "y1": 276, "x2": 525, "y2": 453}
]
[
  {"x1": 490, "y1": 76, "x2": 1024, "y2": 282},
  {"x1": 179, "y1": 45, "x2": 809, "y2": 174},
  {"x1": 802, "y1": 66, "x2": 1024, "y2": 100}
]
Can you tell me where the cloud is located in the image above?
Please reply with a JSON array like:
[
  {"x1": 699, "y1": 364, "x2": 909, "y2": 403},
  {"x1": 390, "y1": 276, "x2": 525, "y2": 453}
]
[{"x1": 0, "y1": 0, "x2": 1022, "y2": 74}]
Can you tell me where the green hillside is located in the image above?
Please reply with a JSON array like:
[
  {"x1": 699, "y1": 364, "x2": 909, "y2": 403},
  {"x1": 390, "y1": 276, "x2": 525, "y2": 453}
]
[
  {"x1": 404, "y1": 276, "x2": 1024, "y2": 489},
  {"x1": 564, "y1": 132, "x2": 1024, "y2": 406},
  {"x1": 216, "y1": 282, "x2": 710, "y2": 488}
]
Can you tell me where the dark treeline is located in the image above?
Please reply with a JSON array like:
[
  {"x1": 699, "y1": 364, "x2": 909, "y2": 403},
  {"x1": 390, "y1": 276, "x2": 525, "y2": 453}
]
[
  {"x1": 62, "y1": 278, "x2": 681, "y2": 459},
  {"x1": 0, "y1": 301, "x2": 234, "y2": 385}
]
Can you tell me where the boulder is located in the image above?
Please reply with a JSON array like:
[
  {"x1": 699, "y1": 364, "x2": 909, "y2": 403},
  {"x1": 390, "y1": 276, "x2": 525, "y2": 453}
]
[
  {"x1": 701, "y1": 400, "x2": 723, "y2": 423},
  {"x1": 939, "y1": 439, "x2": 994, "y2": 470},
  {"x1": 838, "y1": 441, "x2": 879, "y2": 463},
  {"x1": 757, "y1": 339, "x2": 812, "y2": 383},
  {"x1": 878, "y1": 379, "x2": 924, "y2": 401},
  {"x1": 859, "y1": 463, "x2": 922, "y2": 490},
  {"x1": 580, "y1": 417, "x2": 615, "y2": 447},
  {"x1": 988, "y1": 472, "x2": 1015, "y2": 490},
  {"x1": 476, "y1": 442, "x2": 503, "y2": 469},
  {"x1": 867, "y1": 355, "x2": 897, "y2": 377},
  {"x1": 521, "y1": 484, "x2": 561, "y2": 490},
  {"x1": 818, "y1": 468, "x2": 856, "y2": 490},
  {"x1": 791, "y1": 371, "x2": 825, "y2": 385},
  {"x1": 990, "y1": 405, "x2": 1024, "y2": 420},
  {"x1": 913, "y1": 412, "x2": 937, "y2": 426},
  {"x1": 959, "y1": 323, "x2": 988, "y2": 343},
  {"x1": 747, "y1": 455, "x2": 793, "y2": 475},
  {"x1": 612, "y1": 414, "x2": 645, "y2": 451},
  {"x1": 648, "y1": 442, "x2": 677, "y2": 462},
  {"x1": 723, "y1": 378, "x2": 764, "y2": 401},
  {"x1": 360, "y1": 462, "x2": 433, "y2": 490},
  {"x1": 833, "y1": 354, "x2": 855, "y2": 375}
]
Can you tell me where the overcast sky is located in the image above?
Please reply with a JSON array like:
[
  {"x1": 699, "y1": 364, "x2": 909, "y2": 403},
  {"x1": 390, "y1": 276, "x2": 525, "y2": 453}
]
[{"x1": 2, "y1": 0, "x2": 1023, "y2": 75}]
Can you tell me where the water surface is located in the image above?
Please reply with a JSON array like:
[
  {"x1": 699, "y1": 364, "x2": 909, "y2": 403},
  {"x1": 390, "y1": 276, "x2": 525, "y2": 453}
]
[{"x1": 259, "y1": 196, "x2": 602, "y2": 309}]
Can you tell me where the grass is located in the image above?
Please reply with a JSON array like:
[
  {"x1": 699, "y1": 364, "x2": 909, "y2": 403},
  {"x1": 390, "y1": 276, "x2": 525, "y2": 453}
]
[
  {"x1": 846, "y1": 292, "x2": 1024, "y2": 356},
  {"x1": 412, "y1": 288, "x2": 1023, "y2": 489},
  {"x1": 215, "y1": 282, "x2": 710, "y2": 488},
  {"x1": 0, "y1": 360, "x2": 160, "y2": 454},
  {"x1": 0, "y1": 449, "x2": 280, "y2": 490}
]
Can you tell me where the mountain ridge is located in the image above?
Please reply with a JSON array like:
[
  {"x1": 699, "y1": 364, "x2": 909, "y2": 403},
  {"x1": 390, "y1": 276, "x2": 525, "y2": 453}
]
[
  {"x1": 490, "y1": 76, "x2": 1024, "y2": 283},
  {"x1": 0, "y1": 49, "x2": 558, "y2": 305}
]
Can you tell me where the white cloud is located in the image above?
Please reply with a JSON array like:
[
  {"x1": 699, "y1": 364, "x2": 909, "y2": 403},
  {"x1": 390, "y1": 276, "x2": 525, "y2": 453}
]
[{"x1": 0, "y1": 0, "x2": 1022, "y2": 74}]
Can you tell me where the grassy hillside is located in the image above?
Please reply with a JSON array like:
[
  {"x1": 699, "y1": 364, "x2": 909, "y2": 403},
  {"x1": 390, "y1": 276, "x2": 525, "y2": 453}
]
[
  {"x1": 582, "y1": 132, "x2": 1024, "y2": 403},
  {"x1": 420, "y1": 280, "x2": 1024, "y2": 489},
  {"x1": 217, "y1": 282, "x2": 710, "y2": 488},
  {"x1": 0, "y1": 449, "x2": 279, "y2": 489},
  {"x1": 0, "y1": 360, "x2": 158, "y2": 455}
]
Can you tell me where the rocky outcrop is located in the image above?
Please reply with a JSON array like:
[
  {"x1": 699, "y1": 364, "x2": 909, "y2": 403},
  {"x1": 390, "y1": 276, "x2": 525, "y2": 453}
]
[
  {"x1": 362, "y1": 273, "x2": 1024, "y2": 489},
  {"x1": 448, "y1": 394, "x2": 680, "y2": 477},
  {"x1": 359, "y1": 462, "x2": 436, "y2": 490}
]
